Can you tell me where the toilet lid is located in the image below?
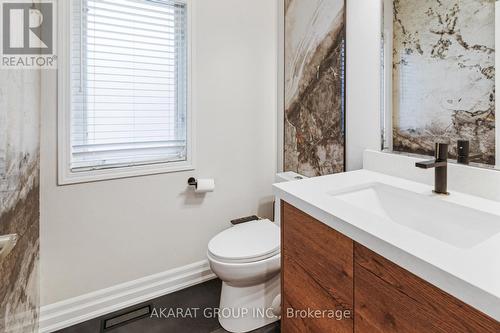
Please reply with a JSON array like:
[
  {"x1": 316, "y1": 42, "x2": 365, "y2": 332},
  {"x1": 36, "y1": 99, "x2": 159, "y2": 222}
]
[{"x1": 208, "y1": 220, "x2": 280, "y2": 263}]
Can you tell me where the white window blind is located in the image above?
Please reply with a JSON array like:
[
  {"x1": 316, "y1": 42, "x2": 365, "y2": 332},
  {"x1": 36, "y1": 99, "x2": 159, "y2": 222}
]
[{"x1": 71, "y1": 0, "x2": 188, "y2": 171}]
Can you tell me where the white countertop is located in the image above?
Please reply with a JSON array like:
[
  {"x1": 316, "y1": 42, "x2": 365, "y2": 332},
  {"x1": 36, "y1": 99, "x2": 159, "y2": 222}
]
[{"x1": 273, "y1": 169, "x2": 500, "y2": 321}]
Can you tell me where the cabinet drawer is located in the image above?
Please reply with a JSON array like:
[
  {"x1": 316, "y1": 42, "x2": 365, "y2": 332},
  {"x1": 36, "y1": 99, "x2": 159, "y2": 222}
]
[{"x1": 354, "y1": 243, "x2": 500, "y2": 333}]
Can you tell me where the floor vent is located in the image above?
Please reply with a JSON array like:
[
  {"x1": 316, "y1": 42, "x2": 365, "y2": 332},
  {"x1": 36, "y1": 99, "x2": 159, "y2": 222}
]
[{"x1": 101, "y1": 304, "x2": 152, "y2": 331}]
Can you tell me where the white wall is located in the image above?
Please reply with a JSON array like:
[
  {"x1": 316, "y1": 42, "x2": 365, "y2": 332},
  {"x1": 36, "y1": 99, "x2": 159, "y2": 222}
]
[
  {"x1": 382, "y1": 0, "x2": 393, "y2": 151},
  {"x1": 345, "y1": 0, "x2": 383, "y2": 171},
  {"x1": 276, "y1": 0, "x2": 285, "y2": 172},
  {"x1": 40, "y1": 0, "x2": 278, "y2": 305}
]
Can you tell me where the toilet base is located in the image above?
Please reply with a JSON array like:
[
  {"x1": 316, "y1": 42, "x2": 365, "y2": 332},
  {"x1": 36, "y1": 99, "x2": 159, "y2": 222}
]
[{"x1": 218, "y1": 274, "x2": 280, "y2": 333}]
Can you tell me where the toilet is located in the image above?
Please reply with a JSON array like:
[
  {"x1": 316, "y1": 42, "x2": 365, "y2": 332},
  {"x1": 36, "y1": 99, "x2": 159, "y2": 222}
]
[
  {"x1": 207, "y1": 220, "x2": 281, "y2": 333},
  {"x1": 207, "y1": 172, "x2": 306, "y2": 332}
]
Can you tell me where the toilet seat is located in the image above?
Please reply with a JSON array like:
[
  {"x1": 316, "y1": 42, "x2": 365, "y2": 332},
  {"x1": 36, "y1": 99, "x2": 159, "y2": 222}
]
[{"x1": 208, "y1": 220, "x2": 280, "y2": 264}]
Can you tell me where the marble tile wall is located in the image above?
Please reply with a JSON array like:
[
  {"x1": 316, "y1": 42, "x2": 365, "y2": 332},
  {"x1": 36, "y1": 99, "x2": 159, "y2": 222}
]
[
  {"x1": 0, "y1": 70, "x2": 40, "y2": 332},
  {"x1": 284, "y1": 0, "x2": 346, "y2": 176},
  {"x1": 392, "y1": 0, "x2": 495, "y2": 164}
]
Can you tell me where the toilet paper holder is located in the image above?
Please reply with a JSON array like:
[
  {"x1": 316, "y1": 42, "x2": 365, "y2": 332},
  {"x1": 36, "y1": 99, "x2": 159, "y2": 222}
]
[
  {"x1": 187, "y1": 177, "x2": 215, "y2": 193},
  {"x1": 187, "y1": 177, "x2": 198, "y2": 187}
]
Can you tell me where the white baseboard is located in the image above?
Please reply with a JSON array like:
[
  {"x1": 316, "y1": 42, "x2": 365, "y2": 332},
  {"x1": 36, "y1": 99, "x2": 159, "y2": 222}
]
[{"x1": 39, "y1": 260, "x2": 216, "y2": 333}]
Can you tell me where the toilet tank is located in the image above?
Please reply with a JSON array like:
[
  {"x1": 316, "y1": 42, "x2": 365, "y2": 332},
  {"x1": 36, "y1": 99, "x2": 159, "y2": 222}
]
[{"x1": 274, "y1": 172, "x2": 308, "y2": 226}]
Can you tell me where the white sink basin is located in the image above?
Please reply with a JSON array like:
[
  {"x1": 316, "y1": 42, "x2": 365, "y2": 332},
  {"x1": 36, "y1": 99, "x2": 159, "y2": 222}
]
[
  {"x1": 329, "y1": 182, "x2": 500, "y2": 248},
  {"x1": 274, "y1": 169, "x2": 500, "y2": 320}
]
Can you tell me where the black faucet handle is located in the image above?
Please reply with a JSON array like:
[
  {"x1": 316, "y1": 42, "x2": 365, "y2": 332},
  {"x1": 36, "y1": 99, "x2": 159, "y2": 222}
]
[
  {"x1": 415, "y1": 160, "x2": 436, "y2": 169},
  {"x1": 457, "y1": 140, "x2": 470, "y2": 164},
  {"x1": 415, "y1": 159, "x2": 447, "y2": 169}
]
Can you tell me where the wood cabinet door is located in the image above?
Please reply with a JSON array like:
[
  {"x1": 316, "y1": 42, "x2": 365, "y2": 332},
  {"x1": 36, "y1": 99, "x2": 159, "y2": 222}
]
[
  {"x1": 354, "y1": 243, "x2": 500, "y2": 333},
  {"x1": 281, "y1": 202, "x2": 353, "y2": 333}
]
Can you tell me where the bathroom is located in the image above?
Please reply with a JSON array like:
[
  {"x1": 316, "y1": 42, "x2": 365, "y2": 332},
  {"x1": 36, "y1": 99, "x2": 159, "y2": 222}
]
[{"x1": 0, "y1": 0, "x2": 499, "y2": 332}]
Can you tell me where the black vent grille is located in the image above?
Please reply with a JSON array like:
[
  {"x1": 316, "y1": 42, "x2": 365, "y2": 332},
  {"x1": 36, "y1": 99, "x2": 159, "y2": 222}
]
[{"x1": 101, "y1": 304, "x2": 152, "y2": 331}]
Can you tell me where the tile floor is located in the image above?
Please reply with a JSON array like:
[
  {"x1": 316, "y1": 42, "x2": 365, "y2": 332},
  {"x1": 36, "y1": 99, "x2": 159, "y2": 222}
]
[{"x1": 56, "y1": 279, "x2": 280, "y2": 333}]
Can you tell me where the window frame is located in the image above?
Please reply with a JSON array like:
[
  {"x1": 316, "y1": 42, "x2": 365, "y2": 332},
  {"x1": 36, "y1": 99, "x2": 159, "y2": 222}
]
[{"x1": 57, "y1": 0, "x2": 194, "y2": 185}]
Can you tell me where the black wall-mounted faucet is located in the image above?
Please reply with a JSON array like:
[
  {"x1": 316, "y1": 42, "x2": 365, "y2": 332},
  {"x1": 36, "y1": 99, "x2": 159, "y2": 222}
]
[{"x1": 415, "y1": 143, "x2": 449, "y2": 195}]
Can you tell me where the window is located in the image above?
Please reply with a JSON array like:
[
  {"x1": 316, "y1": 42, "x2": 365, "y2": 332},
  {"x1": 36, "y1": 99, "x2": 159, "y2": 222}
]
[{"x1": 58, "y1": 0, "x2": 192, "y2": 184}]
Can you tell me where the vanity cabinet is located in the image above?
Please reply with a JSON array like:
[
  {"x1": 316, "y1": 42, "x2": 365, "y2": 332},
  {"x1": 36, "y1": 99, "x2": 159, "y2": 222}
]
[
  {"x1": 281, "y1": 202, "x2": 500, "y2": 333},
  {"x1": 281, "y1": 202, "x2": 354, "y2": 332}
]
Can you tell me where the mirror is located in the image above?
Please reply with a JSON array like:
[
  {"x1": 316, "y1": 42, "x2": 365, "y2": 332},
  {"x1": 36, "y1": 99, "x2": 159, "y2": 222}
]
[{"x1": 381, "y1": 0, "x2": 498, "y2": 169}]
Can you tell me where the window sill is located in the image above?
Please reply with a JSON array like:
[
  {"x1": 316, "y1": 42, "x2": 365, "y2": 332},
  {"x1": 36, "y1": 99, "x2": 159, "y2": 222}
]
[{"x1": 58, "y1": 161, "x2": 194, "y2": 185}]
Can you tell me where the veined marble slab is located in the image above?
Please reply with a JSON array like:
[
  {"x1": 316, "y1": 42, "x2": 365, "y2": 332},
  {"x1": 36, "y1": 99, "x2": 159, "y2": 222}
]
[
  {"x1": 0, "y1": 69, "x2": 40, "y2": 332},
  {"x1": 392, "y1": 0, "x2": 496, "y2": 165},
  {"x1": 284, "y1": 0, "x2": 346, "y2": 176}
]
